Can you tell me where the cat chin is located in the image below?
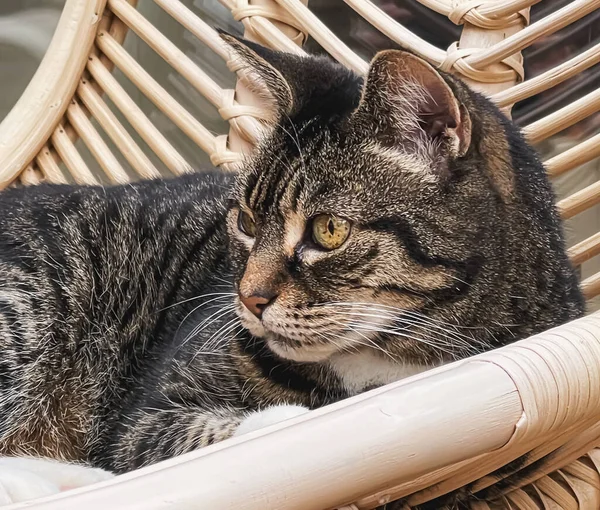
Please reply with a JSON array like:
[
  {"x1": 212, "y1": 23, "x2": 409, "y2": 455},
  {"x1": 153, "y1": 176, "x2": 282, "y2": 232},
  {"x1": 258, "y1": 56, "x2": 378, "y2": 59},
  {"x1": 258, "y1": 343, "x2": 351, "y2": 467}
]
[{"x1": 265, "y1": 337, "x2": 338, "y2": 363}]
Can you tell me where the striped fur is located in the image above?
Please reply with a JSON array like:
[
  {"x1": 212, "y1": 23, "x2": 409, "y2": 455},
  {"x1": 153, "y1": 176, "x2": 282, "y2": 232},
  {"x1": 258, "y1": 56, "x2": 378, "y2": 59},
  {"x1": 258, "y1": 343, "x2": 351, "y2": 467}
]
[{"x1": 0, "y1": 37, "x2": 584, "y2": 486}]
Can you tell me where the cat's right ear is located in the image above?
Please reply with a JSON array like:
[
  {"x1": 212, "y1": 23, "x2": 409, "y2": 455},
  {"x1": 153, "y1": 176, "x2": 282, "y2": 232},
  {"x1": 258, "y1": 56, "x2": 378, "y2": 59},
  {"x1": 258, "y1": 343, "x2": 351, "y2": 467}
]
[
  {"x1": 351, "y1": 49, "x2": 472, "y2": 177},
  {"x1": 219, "y1": 32, "x2": 294, "y2": 120}
]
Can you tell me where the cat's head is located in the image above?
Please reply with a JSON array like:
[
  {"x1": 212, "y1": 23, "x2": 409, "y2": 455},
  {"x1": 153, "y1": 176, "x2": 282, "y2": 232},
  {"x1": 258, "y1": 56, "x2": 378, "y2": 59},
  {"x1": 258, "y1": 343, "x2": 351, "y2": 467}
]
[{"x1": 223, "y1": 35, "x2": 519, "y2": 364}]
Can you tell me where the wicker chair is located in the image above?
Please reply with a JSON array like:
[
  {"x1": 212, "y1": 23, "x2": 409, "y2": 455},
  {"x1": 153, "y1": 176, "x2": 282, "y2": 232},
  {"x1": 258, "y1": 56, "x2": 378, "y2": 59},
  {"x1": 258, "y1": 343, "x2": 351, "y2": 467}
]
[{"x1": 0, "y1": 1, "x2": 599, "y2": 508}]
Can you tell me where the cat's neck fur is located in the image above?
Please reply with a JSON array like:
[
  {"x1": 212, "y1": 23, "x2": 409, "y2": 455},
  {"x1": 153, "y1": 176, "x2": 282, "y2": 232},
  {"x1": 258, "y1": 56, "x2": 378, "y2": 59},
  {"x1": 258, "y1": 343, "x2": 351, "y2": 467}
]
[
  {"x1": 236, "y1": 335, "x2": 431, "y2": 401},
  {"x1": 327, "y1": 350, "x2": 431, "y2": 395}
]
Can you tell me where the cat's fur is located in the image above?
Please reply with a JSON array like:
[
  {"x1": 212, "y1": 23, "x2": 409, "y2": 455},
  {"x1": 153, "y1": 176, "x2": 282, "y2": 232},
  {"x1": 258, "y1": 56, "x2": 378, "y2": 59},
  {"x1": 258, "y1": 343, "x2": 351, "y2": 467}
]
[{"x1": 0, "y1": 35, "x2": 584, "y2": 502}]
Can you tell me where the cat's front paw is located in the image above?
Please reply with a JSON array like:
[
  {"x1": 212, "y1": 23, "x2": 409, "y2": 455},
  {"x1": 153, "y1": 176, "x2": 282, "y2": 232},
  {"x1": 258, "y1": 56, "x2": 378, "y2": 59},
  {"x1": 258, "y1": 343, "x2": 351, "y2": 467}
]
[
  {"x1": 0, "y1": 457, "x2": 113, "y2": 505},
  {"x1": 234, "y1": 405, "x2": 310, "y2": 437}
]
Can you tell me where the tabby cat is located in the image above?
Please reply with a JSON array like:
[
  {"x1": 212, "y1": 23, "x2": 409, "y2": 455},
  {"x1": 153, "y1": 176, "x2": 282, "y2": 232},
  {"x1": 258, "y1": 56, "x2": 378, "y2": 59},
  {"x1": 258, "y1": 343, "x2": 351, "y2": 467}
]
[{"x1": 0, "y1": 34, "x2": 584, "y2": 503}]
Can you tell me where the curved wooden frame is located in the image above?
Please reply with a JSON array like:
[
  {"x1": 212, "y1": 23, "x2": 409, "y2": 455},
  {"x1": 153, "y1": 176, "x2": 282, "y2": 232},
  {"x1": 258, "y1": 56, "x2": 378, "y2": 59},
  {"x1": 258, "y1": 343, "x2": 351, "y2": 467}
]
[
  {"x1": 0, "y1": 0, "x2": 103, "y2": 187},
  {"x1": 9, "y1": 313, "x2": 600, "y2": 510}
]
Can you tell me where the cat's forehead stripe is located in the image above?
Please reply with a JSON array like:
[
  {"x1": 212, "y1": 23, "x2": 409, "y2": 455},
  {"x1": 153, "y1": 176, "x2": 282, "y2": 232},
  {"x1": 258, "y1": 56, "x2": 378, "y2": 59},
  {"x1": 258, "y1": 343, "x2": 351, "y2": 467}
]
[{"x1": 249, "y1": 153, "x2": 304, "y2": 215}]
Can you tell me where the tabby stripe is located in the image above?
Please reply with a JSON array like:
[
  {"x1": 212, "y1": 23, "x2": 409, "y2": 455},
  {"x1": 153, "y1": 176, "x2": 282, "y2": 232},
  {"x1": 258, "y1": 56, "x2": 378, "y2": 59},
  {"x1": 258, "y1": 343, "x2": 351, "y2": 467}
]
[
  {"x1": 368, "y1": 217, "x2": 484, "y2": 300},
  {"x1": 239, "y1": 336, "x2": 316, "y2": 393},
  {"x1": 151, "y1": 220, "x2": 224, "y2": 340}
]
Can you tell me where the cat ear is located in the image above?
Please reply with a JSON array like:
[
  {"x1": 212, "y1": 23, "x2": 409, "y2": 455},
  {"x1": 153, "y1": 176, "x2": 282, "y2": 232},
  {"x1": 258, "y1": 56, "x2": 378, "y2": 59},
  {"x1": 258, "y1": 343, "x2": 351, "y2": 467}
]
[
  {"x1": 219, "y1": 32, "x2": 294, "y2": 119},
  {"x1": 220, "y1": 32, "x2": 360, "y2": 127},
  {"x1": 354, "y1": 50, "x2": 472, "y2": 169}
]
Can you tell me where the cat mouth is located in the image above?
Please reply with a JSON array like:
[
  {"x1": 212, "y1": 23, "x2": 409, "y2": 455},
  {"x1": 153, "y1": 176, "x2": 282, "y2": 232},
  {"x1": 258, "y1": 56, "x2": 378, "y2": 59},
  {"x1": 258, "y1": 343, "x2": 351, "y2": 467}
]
[{"x1": 236, "y1": 299, "x2": 355, "y2": 362}]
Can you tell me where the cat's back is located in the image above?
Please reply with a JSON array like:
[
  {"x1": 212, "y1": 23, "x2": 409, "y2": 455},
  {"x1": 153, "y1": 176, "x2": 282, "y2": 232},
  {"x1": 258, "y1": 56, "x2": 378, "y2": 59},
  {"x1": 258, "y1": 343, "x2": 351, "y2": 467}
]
[
  {"x1": 0, "y1": 169, "x2": 236, "y2": 462},
  {"x1": 0, "y1": 169, "x2": 233, "y2": 227}
]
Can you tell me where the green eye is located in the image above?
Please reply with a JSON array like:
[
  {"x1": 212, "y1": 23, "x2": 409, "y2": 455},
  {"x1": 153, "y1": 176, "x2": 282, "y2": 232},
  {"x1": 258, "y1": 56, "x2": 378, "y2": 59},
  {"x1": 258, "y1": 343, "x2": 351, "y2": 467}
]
[
  {"x1": 238, "y1": 210, "x2": 257, "y2": 237},
  {"x1": 311, "y1": 214, "x2": 351, "y2": 250}
]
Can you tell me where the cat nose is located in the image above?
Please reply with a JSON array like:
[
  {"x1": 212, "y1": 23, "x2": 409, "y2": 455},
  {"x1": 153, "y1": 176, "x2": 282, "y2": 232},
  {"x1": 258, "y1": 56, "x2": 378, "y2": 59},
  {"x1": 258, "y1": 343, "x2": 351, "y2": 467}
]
[{"x1": 239, "y1": 291, "x2": 276, "y2": 319}]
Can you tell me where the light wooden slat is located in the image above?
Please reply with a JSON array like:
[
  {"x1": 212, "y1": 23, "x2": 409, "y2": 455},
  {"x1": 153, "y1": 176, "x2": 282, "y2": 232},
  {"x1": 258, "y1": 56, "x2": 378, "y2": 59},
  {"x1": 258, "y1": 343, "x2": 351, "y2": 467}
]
[
  {"x1": 463, "y1": 0, "x2": 600, "y2": 70},
  {"x1": 343, "y1": 0, "x2": 446, "y2": 65},
  {"x1": 493, "y1": 43, "x2": 600, "y2": 107},
  {"x1": 581, "y1": 272, "x2": 600, "y2": 300},
  {"x1": 96, "y1": 30, "x2": 229, "y2": 163},
  {"x1": 414, "y1": 0, "x2": 539, "y2": 21},
  {"x1": 109, "y1": 0, "x2": 224, "y2": 108},
  {"x1": 97, "y1": 1, "x2": 138, "y2": 74},
  {"x1": 557, "y1": 181, "x2": 600, "y2": 220},
  {"x1": 19, "y1": 164, "x2": 43, "y2": 186},
  {"x1": 51, "y1": 123, "x2": 99, "y2": 185},
  {"x1": 546, "y1": 132, "x2": 600, "y2": 178},
  {"x1": 77, "y1": 79, "x2": 161, "y2": 181},
  {"x1": 35, "y1": 145, "x2": 68, "y2": 184},
  {"x1": 0, "y1": 0, "x2": 105, "y2": 187},
  {"x1": 108, "y1": 0, "x2": 263, "y2": 145},
  {"x1": 452, "y1": 1, "x2": 527, "y2": 97},
  {"x1": 151, "y1": 0, "x2": 229, "y2": 60},
  {"x1": 223, "y1": 0, "x2": 308, "y2": 162},
  {"x1": 569, "y1": 232, "x2": 600, "y2": 267},
  {"x1": 87, "y1": 54, "x2": 193, "y2": 176},
  {"x1": 523, "y1": 87, "x2": 600, "y2": 144},
  {"x1": 475, "y1": 0, "x2": 540, "y2": 18},
  {"x1": 66, "y1": 99, "x2": 130, "y2": 184},
  {"x1": 219, "y1": 0, "x2": 308, "y2": 54},
  {"x1": 272, "y1": 0, "x2": 369, "y2": 74}
]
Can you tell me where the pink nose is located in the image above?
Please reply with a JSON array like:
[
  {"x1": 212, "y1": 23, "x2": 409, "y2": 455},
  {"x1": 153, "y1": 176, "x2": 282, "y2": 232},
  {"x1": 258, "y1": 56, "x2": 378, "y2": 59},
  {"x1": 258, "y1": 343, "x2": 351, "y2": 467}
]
[{"x1": 239, "y1": 293, "x2": 276, "y2": 318}]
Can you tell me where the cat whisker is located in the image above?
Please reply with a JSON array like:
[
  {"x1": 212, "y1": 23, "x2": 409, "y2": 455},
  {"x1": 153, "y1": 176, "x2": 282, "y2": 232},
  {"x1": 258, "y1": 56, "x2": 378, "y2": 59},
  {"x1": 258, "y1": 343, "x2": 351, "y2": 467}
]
[
  {"x1": 188, "y1": 305, "x2": 237, "y2": 343},
  {"x1": 326, "y1": 318, "x2": 398, "y2": 362},
  {"x1": 159, "y1": 292, "x2": 235, "y2": 313},
  {"x1": 212, "y1": 275, "x2": 234, "y2": 283},
  {"x1": 178, "y1": 304, "x2": 237, "y2": 349},
  {"x1": 190, "y1": 321, "x2": 245, "y2": 364},
  {"x1": 335, "y1": 315, "x2": 463, "y2": 359},
  {"x1": 325, "y1": 309, "x2": 475, "y2": 351},
  {"x1": 308, "y1": 326, "x2": 367, "y2": 357},
  {"x1": 318, "y1": 301, "x2": 486, "y2": 344},
  {"x1": 200, "y1": 316, "x2": 244, "y2": 353}
]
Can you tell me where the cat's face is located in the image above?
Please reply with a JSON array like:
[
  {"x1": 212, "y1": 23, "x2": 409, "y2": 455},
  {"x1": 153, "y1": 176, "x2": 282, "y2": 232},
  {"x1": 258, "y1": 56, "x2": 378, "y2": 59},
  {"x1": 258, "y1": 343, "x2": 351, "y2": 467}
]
[{"x1": 224, "y1": 37, "x2": 505, "y2": 364}]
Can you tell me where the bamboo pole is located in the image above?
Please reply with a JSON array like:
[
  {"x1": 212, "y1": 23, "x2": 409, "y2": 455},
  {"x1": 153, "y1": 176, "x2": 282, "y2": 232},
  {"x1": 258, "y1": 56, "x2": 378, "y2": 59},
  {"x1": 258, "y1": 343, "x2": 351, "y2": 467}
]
[
  {"x1": 523, "y1": 87, "x2": 600, "y2": 144},
  {"x1": 461, "y1": 0, "x2": 600, "y2": 70},
  {"x1": 493, "y1": 42, "x2": 600, "y2": 108},
  {"x1": 569, "y1": 232, "x2": 600, "y2": 267},
  {"x1": 35, "y1": 146, "x2": 68, "y2": 184},
  {"x1": 108, "y1": 0, "x2": 264, "y2": 146},
  {"x1": 545, "y1": 132, "x2": 600, "y2": 178},
  {"x1": 19, "y1": 164, "x2": 43, "y2": 186}
]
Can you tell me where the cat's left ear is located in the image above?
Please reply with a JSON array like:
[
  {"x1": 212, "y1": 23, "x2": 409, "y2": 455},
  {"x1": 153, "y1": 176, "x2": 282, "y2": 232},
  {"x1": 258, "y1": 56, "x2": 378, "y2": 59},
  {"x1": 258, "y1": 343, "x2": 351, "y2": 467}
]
[
  {"x1": 219, "y1": 31, "x2": 294, "y2": 122},
  {"x1": 353, "y1": 50, "x2": 472, "y2": 166}
]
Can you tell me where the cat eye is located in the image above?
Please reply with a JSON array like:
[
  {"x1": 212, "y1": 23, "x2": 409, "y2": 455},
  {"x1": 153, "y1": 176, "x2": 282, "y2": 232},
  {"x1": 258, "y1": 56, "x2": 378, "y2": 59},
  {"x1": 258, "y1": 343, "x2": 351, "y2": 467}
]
[
  {"x1": 311, "y1": 214, "x2": 351, "y2": 250},
  {"x1": 238, "y1": 210, "x2": 257, "y2": 237}
]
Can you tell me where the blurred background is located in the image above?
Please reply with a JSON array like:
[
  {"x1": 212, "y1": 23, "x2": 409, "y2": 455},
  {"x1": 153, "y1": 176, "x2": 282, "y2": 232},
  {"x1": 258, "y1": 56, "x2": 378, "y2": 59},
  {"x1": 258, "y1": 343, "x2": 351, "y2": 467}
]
[{"x1": 1, "y1": 0, "x2": 599, "y2": 303}]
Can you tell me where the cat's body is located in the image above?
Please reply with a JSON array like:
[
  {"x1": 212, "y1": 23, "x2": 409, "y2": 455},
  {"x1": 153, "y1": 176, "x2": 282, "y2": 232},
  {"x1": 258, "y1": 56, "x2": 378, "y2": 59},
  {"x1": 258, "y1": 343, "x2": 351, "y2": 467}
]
[
  {"x1": 0, "y1": 35, "x2": 585, "y2": 504},
  {"x1": 0, "y1": 173, "x2": 436, "y2": 473},
  {"x1": 0, "y1": 173, "x2": 427, "y2": 474}
]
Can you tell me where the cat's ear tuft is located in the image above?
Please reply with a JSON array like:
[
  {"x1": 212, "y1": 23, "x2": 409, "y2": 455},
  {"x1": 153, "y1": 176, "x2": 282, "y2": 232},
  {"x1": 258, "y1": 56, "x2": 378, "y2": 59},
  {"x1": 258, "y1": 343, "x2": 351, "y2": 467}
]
[
  {"x1": 354, "y1": 50, "x2": 472, "y2": 167},
  {"x1": 218, "y1": 31, "x2": 294, "y2": 118}
]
